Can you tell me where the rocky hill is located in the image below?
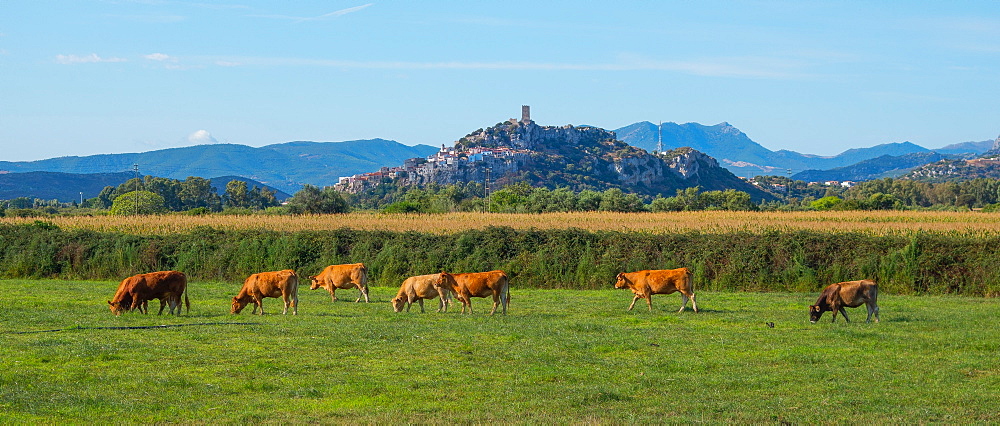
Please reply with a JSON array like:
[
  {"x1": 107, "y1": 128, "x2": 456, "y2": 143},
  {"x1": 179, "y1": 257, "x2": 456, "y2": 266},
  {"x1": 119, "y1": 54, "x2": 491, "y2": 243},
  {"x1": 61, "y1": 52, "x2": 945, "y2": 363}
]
[
  {"x1": 903, "y1": 135, "x2": 1000, "y2": 182},
  {"x1": 338, "y1": 115, "x2": 774, "y2": 201}
]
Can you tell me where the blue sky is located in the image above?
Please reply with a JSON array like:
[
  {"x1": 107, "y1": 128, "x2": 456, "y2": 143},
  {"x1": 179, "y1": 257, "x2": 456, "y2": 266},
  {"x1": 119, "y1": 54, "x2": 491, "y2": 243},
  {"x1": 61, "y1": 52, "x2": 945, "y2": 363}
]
[{"x1": 2, "y1": 0, "x2": 998, "y2": 161}]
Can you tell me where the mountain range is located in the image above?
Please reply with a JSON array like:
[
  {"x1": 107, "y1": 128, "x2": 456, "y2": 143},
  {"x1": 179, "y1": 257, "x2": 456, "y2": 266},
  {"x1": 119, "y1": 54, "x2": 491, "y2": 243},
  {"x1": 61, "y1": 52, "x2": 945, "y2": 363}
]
[
  {"x1": 0, "y1": 139, "x2": 438, "y2": 194},
  {"x1": 2, "y1": 119, "x2": 997, "y2": 202},
  {"x1": 613, "y1": 121, "x2": 992, "y2": 178}
]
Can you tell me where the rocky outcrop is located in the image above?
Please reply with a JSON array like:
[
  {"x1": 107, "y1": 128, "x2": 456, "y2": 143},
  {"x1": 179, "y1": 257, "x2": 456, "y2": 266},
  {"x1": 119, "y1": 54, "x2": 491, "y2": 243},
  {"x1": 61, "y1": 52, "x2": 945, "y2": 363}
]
[{"x1": 337, "y1": 114, "x2": 775, "y2": 201}]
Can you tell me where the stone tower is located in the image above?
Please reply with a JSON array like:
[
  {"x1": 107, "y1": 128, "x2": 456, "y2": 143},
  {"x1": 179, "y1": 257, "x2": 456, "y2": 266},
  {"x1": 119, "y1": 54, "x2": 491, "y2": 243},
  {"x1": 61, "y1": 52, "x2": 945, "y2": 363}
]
[{"x1": 521, "y1": 105, "x2": 530, "y2": 123}]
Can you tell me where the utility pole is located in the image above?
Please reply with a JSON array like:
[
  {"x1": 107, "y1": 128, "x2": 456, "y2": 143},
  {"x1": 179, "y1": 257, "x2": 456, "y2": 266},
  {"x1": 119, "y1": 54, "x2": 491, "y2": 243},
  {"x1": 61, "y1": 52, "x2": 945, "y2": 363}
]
[
  {"x1": 133, "y1": 164, "x2": 140, "y2": 215},
  {"x1": 484, "y1": 166, "x2": 492, "y2": 213}
]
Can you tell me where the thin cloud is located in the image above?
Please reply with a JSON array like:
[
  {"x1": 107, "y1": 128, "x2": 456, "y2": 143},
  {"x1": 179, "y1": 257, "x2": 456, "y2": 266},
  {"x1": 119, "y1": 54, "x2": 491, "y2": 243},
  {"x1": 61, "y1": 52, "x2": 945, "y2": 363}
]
[
  {"x1": 209, "y1": 55, "x2": 810, "y2": 79},
  {"x1": 144, "y1": 53, "x2": 173, "y2": 61},
  {"x1": 55, "y1": 53, "x2": 128, "y2": 64},
  {"x1": 252, "y1": 3, "x2": 373, "y2": 23}
]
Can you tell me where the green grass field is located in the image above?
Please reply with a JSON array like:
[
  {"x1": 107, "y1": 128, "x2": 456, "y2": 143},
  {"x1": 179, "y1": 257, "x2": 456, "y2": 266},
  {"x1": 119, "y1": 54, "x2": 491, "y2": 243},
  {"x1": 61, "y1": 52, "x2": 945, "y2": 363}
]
[{"x1": 2, "y1": 279, "x2": 997, "y2": 423}]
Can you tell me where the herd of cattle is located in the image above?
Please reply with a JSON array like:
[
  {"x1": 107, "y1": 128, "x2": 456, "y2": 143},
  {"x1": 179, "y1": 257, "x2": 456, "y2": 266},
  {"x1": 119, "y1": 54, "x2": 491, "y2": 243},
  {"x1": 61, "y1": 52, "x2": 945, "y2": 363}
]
[{"x1": 107, "y1": 264, "x2": 881, "y2": 323}]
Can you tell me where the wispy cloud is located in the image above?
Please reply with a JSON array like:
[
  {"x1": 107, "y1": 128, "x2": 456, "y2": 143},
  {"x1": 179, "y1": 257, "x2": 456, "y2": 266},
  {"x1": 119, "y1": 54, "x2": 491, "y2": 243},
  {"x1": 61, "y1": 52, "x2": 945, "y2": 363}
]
[
  {"x1": 210, "y1": 54, "x2": 811, "y2": 79},
  {"x1": 144, "y1": 53, "x2": 173, "y2": 61},
  {"x1": 252, "y1": 3, "x2": 373, "y2": 23},
  {"x1": 55, "y1": 53, "x2": 128, "y2": 64}
]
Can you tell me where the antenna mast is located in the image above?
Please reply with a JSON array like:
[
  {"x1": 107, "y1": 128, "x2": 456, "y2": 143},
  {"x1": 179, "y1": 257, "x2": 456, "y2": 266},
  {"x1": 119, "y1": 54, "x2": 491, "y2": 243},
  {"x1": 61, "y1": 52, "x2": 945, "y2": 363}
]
[{"x1": 657, "y1": 121, "x2": 663, "y2": 154}]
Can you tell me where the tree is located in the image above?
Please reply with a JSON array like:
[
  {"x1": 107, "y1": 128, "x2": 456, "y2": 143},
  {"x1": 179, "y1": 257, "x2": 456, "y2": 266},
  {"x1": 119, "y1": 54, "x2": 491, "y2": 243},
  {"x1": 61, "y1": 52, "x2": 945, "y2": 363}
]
[
  {"x1": 286, "y1": 185, "x2": 350, "y2": 214},
  {"x1": 224, "y1": 180, "x2": 249, "y2": 209},
  {"x1": 811, "y1": 196, "x2": 844, "y2": 211},
  {"x1": 109, "y1": 191, "x2": 166, "y2": 215},
  {"x1": 179, "y1": 177, "x2": 222, "y2": 211}
]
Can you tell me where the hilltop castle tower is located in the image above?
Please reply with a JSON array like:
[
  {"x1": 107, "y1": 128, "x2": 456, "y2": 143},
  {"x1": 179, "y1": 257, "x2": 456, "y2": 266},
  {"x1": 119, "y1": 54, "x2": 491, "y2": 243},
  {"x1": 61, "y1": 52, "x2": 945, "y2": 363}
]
[{"x1": 521, "y1": 105, "x2": 530, "y2": 123}]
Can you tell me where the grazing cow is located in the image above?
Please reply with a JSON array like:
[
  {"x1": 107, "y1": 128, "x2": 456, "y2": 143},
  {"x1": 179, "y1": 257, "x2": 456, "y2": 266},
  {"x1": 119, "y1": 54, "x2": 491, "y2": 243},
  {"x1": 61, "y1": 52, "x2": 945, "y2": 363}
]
[
  {"x1": 309, "y1": 263, "x2": 370, "y2": 303},
  {"x1": 809, "y1": 280, "x2": 879, "y2": 323},
  {"x1": 614, "y1": 268, "x2": 697, "y2": 313},
  {"x1": 108, "y1": 270, "x2": 189, "y2": 316},
  {"x1": 232, "y1": 269, "x2": 299, "y2": 315},
  {"x1": 391, "y1": 273, "x2": 452, "y2": 313},
  {"x1": 435, "y1": 270, "x2": 510, "y2": 315}
]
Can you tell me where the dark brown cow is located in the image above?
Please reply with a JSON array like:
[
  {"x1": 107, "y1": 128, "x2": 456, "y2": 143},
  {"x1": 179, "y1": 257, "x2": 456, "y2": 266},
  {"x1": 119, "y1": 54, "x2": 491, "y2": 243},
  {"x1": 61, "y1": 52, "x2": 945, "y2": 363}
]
[
  {"x1": 809, "y1": 280, "x2": 879, "y2": 323},
  {"x1": 108, "y1": 271, "x2": 189, "y2": 316},
  {"x1": 391, "y1": 273, "x2": 452, "y2": 313},
  {"x1": 435, "y1": 270, "x2": 510, "y2": 315},
  {"x1": 232, "y1": 269, "x2": 299, "y2": 315},
  {"x1": 309, "y1": 263, "x2": 370, "y2": 303},
  {"x1": 614, "y1": 268, "x2": 697, "y2": 313}
]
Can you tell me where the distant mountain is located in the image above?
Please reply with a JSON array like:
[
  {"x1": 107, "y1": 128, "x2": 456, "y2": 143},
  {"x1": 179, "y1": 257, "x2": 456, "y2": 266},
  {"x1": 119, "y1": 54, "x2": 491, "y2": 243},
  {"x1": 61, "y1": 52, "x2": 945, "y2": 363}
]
[
  {"x1": 0, "y1": 171, "x2": 133, "y2": 202},
  {"x1": 792, "y1": 152, "x2": 955, "y2": 182},
  {"x1": 933, "y1": 140, "x2": 995, "y2": 156},
  {"x1": 0, "y1": 140, "x2": 438, "y2": 193},
  {"x1": 0, "y1": 171, "x2": 290, "y2": 202},
  {"x1": 614, "y1": 121, "x2": 949, "y2": 177},
  {"x1": 904, "y1": 135, "x2": 1000, "y2": 182}
]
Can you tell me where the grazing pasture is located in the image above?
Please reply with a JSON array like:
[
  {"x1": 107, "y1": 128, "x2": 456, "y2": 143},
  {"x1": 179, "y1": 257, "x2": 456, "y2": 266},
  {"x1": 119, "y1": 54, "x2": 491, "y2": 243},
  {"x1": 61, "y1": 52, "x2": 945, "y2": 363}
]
[{"x1": 2, "y1": 280, "x2": 997, "y2": 423}]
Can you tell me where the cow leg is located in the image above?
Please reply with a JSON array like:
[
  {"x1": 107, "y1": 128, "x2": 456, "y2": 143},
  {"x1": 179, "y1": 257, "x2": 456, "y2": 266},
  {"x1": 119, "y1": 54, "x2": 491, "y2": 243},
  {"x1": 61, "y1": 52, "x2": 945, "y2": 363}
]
[
  {"x1": 329, "y1": 288, "x2": 338, "y2": 302},
  {"x1": 866, "y1": 302, "x2": 880, "y2": 323},
  {"x1": 461, "y1": 295, "x2": 472, "y2": 314},
  {"x1": 627, "y1": 295, "x2": 641, "y2": 311},
  {"x1": 417, "y1": 298, "x2": 425, "y2": 313},
  {"x1": 837, "y1": 307, "x2": 851, "y2": 323},
  {"x1": 646, "y1": 295, "x2": 653, "y2": 312},
  {"x1": 678, "y1": 293, "x2": 689, "y2": 313},
  {"x1": 356, "y1": 285, "x2": 369, "y2": 303},
  {"x1": 690, "y1": 293, "x2": 698, "y2": 313}
]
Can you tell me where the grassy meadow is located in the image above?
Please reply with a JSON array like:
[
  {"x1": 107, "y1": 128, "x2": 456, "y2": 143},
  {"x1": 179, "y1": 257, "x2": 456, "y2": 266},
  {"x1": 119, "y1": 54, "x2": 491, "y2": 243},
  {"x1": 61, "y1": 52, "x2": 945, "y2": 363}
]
[{"x1": 2, "y1": 279, "x2": 998, "y2": 423}]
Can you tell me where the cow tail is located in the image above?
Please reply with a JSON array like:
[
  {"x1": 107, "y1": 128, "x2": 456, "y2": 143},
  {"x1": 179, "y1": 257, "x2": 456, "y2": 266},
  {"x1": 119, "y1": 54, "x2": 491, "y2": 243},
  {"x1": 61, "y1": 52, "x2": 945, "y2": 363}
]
[
  {"x1": 182, "y1": 275, "x2": 190, "y2": 314},
  {"x1": 503, "y1": 274, "x2": 511, "y2": 312}
]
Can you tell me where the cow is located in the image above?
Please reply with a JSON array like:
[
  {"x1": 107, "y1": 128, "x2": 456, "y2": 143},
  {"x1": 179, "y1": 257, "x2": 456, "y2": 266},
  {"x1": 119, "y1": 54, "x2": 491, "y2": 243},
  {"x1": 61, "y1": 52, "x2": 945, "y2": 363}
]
[
  {"x1": 614, "y1": 268, "x2": 697, "y2": 313},
  {"x1": 435, "y1": 270, "x2": 510, "y2": 315},
  {"x1": 232, "y1": 269, "x2": 299, "y2": 315},
  {"x1": 107, "y1": 270, "x2": 189, "y2": 316},
  {"x1": 391, "y1": 273, "x2": 453, "y2": 313},
  {"x1": 809, "y1": 279, "x2": 879, "y2": 323},
  {"x1": 309, "y1": 263, "x2": 370, "y2": 303}
]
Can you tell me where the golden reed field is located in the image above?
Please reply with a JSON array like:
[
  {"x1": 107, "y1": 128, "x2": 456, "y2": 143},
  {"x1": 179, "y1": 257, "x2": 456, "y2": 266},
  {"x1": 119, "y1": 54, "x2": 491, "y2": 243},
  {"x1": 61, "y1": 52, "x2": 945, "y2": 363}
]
[{"x1": 4, "y1": 210, "x2": 1000, "y2": 235}]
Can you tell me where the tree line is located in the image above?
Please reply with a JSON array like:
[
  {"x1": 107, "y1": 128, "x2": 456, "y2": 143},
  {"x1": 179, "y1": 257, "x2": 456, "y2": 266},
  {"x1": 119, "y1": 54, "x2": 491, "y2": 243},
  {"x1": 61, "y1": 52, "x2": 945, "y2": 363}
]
[{"x1": 4, "y1": 176, "x2": 1000, "y2": 217}]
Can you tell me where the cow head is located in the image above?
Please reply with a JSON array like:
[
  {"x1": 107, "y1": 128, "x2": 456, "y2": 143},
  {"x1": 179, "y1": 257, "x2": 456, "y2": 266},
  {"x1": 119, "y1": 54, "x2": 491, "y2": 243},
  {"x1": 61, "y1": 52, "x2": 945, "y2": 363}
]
[
  {"x1": 108, "y1": 300, "x2": 126, "y2": 316},
  {"x1": 435, "y1": 272, "x2": 456, "y2": 292},
  {"x1": 391, "y1": 296, "x2": 406, "y2": 313},
  {"x1": 308, "y1": 275, "x2": 322, "y2": 290},
  {"x1": 808, "y1": 305, "x2": 824, "y2": 323},
  {"x1": 231, "y1": 296, "x2": 249, "y2": 314},
  {"x1": 613, "y1": 272, "x2": 629, "y2": 289}
]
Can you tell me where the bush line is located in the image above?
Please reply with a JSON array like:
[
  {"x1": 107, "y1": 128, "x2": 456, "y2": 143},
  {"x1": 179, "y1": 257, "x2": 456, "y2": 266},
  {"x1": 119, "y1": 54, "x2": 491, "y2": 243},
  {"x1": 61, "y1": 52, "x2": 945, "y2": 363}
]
[{"x1": 2, "y1": 222, "x2": 998, "y2": 296}]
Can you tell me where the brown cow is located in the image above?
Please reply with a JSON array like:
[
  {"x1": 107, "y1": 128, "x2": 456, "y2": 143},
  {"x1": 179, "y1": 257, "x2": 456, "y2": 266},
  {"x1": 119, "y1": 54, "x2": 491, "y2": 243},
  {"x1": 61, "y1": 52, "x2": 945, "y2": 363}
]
[
  {"x1": 232, "y1": 269, "x2": 299, "y2": 315},
  {"x1": 108, "y1": 271, "x2": 189, "y2": 316},
  {"x1": 809, "y1": 279, "x2": 879, "y2": 323},
  {"x1": 614, "y1": 268, "x2": 697, "y2": 313},
  {"x1": 391, "y1": 273, "x2": 452, "y2": 313},
  {"x1": 309, "y1": 263, "x2": 370, "y2": 303},
  {"x1": 435, "y1": 270, "x2": 510, "y2": 315}
]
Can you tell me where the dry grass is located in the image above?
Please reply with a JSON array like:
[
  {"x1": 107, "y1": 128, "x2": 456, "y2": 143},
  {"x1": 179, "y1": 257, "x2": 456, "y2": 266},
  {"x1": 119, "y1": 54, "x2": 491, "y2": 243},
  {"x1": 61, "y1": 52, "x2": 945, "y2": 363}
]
[{"x1": 4, "y1": 210, "x2": 1000, "y2": 235}]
